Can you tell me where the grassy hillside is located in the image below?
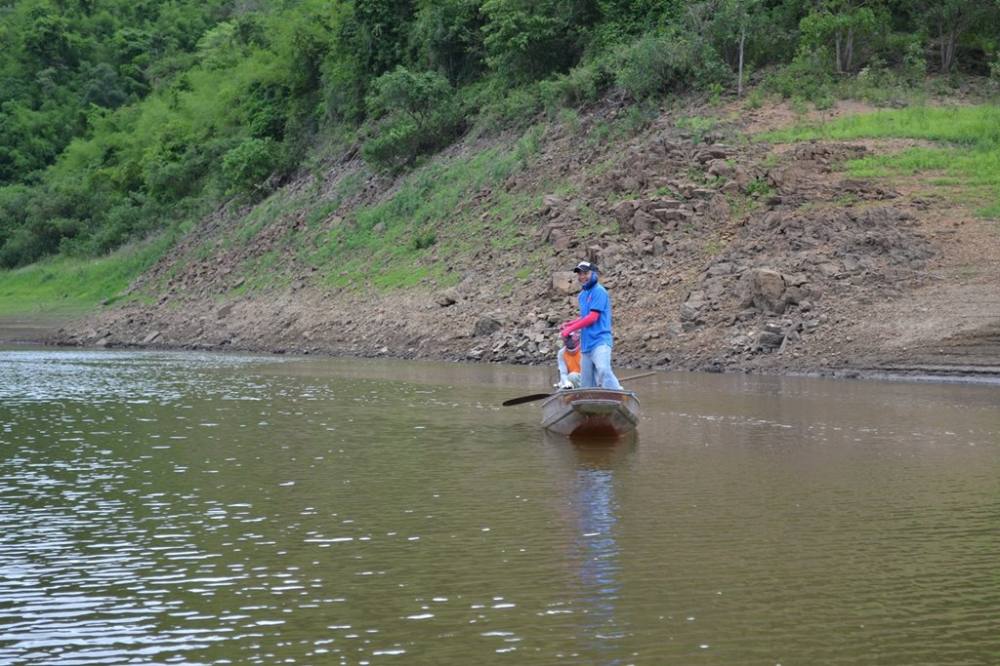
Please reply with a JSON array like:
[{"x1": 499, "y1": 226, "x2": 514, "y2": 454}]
[
  {"x1": 764, "y1": 105, "x2": 1000, "y2": 217},
  {"x1": 0, "y1": 237, "x2": 168, "y2": 316},
  {"x1": 2, "y1": 93, "x2": 998, "y2": 321},
  {"x1": 1, "y1": 0, "x2": 998, "y2": 274}
]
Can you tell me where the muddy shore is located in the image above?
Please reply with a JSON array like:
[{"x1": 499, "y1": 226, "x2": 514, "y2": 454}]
[{"x1": 39, "y1": 100, "x2": 1000, "y2": 383}]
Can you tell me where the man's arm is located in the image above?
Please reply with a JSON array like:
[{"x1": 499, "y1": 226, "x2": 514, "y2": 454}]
[{"x1": 560, "y1": 311, "x2": 599, "y2": 337}]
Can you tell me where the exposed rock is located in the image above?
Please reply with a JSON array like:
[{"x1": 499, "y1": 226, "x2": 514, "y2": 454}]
[
  {"x1": 629, "y1": 209, "x2": 658, "y2": 234},
  {"x1": 612, "y1": 200, "x2": 638, "y2": 225},
  {"x1": 435, "y1": 289, "x2": 458, "y2": 307},
  {"x1": 743, "y1": 268, "x2": 788, "y2": 314},
  {"x1": 473, "y1": 316, "x2": 502, "y2": 337},
  {"x1": 707, "y1": 159, "x2": 734, "y2": 179},
  {"x1": 756, "y1": 323, "x2": 785, "y2": 350},
  {"x1": 551, "y1": 271, "x2": 577, "y2": 295},
  {"x1": 680, "y1": 290, "x2": 708, "y2": 330},
  {"x1": 651, "y1": 207, "x2": 693, "y2": 225},
  {"x1": 540, "y1": 194, "x2": 563, "y2": 216}
]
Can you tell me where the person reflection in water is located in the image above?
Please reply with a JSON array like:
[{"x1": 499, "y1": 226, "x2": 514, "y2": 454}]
[{"x1": 559, "y1": 439, "x2": 633, "y2": 660}]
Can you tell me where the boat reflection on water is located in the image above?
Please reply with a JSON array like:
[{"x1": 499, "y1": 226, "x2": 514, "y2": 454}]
[{"x1": 543, "y1": 430, "x2": 637, "y2": 662}]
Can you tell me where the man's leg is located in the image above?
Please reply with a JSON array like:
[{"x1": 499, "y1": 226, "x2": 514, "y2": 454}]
[
  {"x1": 592, "y1": 344, "x2": 623, "y2": 390},
  {"x1": 580, "y1": 352, "x2": 596, "y2": 388}
]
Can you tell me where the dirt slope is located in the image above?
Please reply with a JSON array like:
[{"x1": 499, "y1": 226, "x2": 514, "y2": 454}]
[{"x1": 56, "y1": 98, "x2": 1000, "y2": 380}]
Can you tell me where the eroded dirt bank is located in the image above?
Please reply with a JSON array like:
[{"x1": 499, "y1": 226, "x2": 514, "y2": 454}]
[{"x1": 52, "y1": 100, "x2": 1000, "y2": 380}]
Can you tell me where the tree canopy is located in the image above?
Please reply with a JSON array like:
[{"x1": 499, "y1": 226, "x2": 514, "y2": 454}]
[{"x1": 0, "y1": 0, "x2": 997, "y2": 268}]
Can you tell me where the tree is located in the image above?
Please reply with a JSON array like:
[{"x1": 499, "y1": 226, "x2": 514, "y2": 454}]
[
  {"x1": 362, "y1": 66, "x2": 463, "y2": 170},
  {"x1": 701, "y1": 0, "x2": 765, "y2": 96},
  {"x1": 916, "y1": 0, "x2": 1000, "y2": 73},
  {"x1": 410, "y1": 0, "x2": 485, "y2": 83},
  {"x1": 481, "y1": 0, "x2": 600, "y2": 82},
  {"x1": 799, "y1": 1, "x2": 888, "y2": 73}
]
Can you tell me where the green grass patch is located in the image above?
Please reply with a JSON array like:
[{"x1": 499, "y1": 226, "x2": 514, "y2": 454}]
[
  {"x1": 676, "y1": 115, "x2": 720, "y2": 144},
  {"x1": 760, "y1": 105, "x2": 1000, "y2": 217},
  {"x1": 0, "y1": 237, "x2": 169, "y2": 316},
  {"x1": 308, "y1": 127, "x2": 542, "y2": 290}
]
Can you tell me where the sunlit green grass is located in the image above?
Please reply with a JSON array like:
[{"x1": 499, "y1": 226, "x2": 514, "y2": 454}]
[
  {"x1": 307, "y1": 126, "x2": 544, "y2": 290},
  {"x1": 0, "y1": 238, "x2": 168, "y2": 316},
  {"x1": 760, "y1": 105, "x2": 1000, "y2": 217}
]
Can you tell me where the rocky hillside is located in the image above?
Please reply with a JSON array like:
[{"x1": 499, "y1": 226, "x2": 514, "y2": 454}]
[{"x1": 57, "y1": 98, "x2": 1000, "y2": 380}]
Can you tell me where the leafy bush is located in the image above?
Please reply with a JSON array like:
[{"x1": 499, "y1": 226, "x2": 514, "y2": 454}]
[
  {"x1": 411, "y1": 231, "x2": 437, "y2": 250},
  {"x1": 613, "y1": 31, "x2": 726, "y2": 101},
  {"x1": 0, "y1": 218, "x2": 79, "y2": 269},
  {"x1": 362, "y1": 68, "x2": 464, "y2": 171},
  {"x1": 615, "y1": 33, "x2": 690, "y2": 100},
  {"x1": 475, "y1": 82, "x2": 544, "y2": 129},
  {"x1": 766, "y1": 49, "x2": 835, "y2": 102},
  {"x1": 222, "y1": 138, "x2": 280, "y2": 195},
  {"x1": 481, "y1": 0, "x2": 593, "y2": 83},
  {"x1": 411, "y1": 0, "x2": 485, "y2": 84},
  {"x1": 538, "y1": 60, "x2": 610, "y2": 111},
  {"x1": 990, "y1": 53, "x2": 1000, "y2": 91},
  {"x1": 362, "y1": 121, "x2": 424, "y2": 172}
]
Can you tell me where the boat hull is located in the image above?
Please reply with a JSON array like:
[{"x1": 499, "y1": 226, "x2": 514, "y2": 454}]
[{"x1": 540, "y1": 388, "x2": 640, "y2": 438}]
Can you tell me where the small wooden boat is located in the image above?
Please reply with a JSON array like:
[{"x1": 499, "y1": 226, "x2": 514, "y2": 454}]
[{"x1": 540, "y1": 388, "x2": 640, "y2": 438}]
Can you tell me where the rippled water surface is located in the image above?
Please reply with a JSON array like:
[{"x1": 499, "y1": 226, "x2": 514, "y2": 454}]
[{"x1": 1, "y1": 350, "x2": 998, "y2": 665}]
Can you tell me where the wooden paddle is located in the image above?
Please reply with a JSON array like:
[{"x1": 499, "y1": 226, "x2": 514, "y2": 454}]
[{"x1": 501, "y1": 371, "x2": 657, "y2": 406}]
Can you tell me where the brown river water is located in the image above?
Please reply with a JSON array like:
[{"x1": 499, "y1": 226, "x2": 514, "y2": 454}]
[{"x1": 1, "y1": 350, "x2": 998, "y2": 665}]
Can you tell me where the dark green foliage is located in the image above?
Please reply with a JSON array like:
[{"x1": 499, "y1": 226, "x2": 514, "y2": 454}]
[
  {"x1": 481, "y1": 0, "x2": 600, "y2": 82},
  {"x1": 412, "y1": 231, "x2": 437, "y2": 250},
  {"x1": 411, "y1": 0, "x2": 486, "y2": 83},
  {"x1": 0, "y1": 0, "x2": 998, "y2": 269},
  {"x1": 222, "y1": 139, "x2": 280, "y2": 195},
  {"x1": 615, "y1": 30, "x2": 728, "y2": 100},
  {"x1": 362, "y1": 67, "x2": 465, "y2": 171}
]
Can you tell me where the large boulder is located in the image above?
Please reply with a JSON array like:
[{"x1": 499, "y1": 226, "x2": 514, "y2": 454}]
[
  {"x1": 680, "y1": 290, "x2": 708, "y2": 330},
  {"x1": 473, "y1": 316, "x2": 503, "y2": 337},
  {"x1": 435, "y1": 288, "x2": 459, "y2": 307},
  {"x1": 742, "y1": 268, "x2": 788, "y2": 314},
  {"x1": 551, "y1": 271, "x2": 578, "y2": 295}
]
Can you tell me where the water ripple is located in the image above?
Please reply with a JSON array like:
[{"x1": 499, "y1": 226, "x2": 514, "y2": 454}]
[{"x1": 2, "y1": 351, "x2": 998, "y2": 664}]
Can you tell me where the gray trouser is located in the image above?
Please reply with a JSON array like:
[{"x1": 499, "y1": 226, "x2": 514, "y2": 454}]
[{"x1": 581, "y1": 344, "x2": 622, "y2": 390}]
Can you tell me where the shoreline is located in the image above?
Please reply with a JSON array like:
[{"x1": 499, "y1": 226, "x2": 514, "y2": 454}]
[
  {"x1": 0, "y1": 315, "x2": 76, "y2": 346},
  {"x1": 10, "y1": 316, "x2": 997, "y2": 387}
]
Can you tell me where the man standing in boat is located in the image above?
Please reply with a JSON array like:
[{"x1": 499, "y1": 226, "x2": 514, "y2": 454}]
[{"x1": 560, "y1": 261, "x2": 624, "y2": 390}]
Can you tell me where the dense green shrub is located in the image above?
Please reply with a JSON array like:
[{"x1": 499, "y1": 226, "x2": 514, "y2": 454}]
[
  {"x1": 411, "y1": 0, "x2": 486, "y2": 83},
  {"x1": 473, "y1": 81, "x2": 544, "y2": 129},
  {"x1": 765, "y1": 48, "x2": 836, "y2": 102},
  {"x1": 481, "y1": 0, "x2": 598, "y2": 83},
  {"x1": 362, "y1": 67, "x2": 464, "y2": 171},
  {"x1": 539, "y1": 60, "x2": 610, "y2": 111},
  {"x1": 222, "y1": 138, "x2": 280, "y2": 195},
  {"x1": 614, "y1": 31, "x2": 718, "y2": 100}
]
